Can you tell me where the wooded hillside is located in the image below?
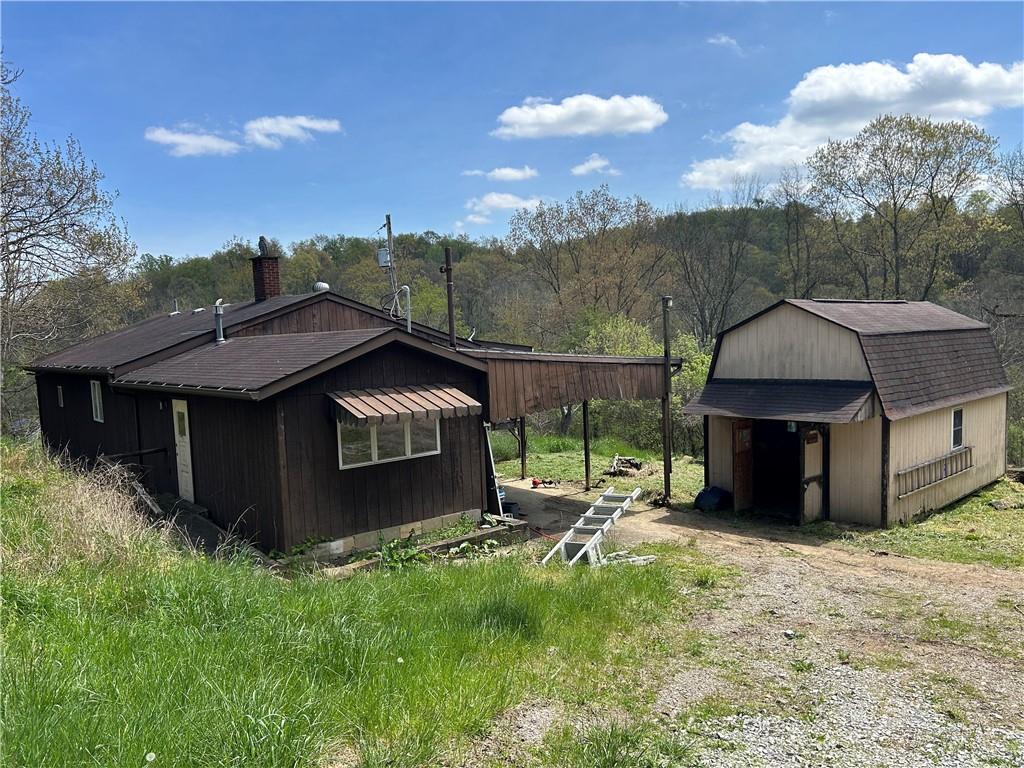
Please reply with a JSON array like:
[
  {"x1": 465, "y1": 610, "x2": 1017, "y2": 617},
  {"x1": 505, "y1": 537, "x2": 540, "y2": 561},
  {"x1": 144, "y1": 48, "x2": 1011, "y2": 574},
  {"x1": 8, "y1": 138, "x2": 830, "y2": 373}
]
[{"x1": 2, "y1": 60, "x2": 1022, "y2": 461}]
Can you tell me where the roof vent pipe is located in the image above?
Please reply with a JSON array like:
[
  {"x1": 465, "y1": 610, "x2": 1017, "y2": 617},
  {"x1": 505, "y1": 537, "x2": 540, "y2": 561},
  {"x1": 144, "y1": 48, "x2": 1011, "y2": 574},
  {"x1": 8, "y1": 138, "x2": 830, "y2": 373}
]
[
  {"x1": 313, "y1": 281, "x2": 330, "y2": 292},
  {"x1": 214, "y1": 299, "x2": 226, "y2": 343},
  {"x1": 400, "y1": 284, "x2": 411, "y2": 333}
]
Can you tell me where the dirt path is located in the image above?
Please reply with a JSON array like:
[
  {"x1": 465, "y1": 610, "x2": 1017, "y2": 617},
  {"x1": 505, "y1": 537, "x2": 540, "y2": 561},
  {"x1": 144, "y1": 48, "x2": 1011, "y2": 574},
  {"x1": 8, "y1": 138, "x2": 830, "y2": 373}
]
[{"x1": 615, "y1": 505, "x2": 1024, "y2": 767}]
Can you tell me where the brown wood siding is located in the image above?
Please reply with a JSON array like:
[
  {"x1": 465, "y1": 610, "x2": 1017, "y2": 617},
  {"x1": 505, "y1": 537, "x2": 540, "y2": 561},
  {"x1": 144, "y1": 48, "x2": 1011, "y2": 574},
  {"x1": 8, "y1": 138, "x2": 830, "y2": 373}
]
[
  {"x1": 485, "y1": 358, "x2": 663, "y2": 422},
  {"x1": 273, "y1": 345, "x2": 488, "y2": 551},
  {"x1": 887, "y1": 393, "x2": 1007, "y2": 524},
  {"x1": 35, "y1": 372, "x2": 179, "y2": 497},
  {"x1": 233, "y1": 301, "x2": 394, "y2": 337},
  {"x1": 186, "y1": 396, "x2": 283, "y2": 550}
]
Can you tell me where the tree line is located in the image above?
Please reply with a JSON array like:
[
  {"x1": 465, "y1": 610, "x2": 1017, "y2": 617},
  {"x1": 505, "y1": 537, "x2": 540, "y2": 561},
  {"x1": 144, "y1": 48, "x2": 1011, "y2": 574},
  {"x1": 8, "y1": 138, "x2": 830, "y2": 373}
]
[{"x1": 3, "y1": 63, "x2": 1022, "y2": 462}]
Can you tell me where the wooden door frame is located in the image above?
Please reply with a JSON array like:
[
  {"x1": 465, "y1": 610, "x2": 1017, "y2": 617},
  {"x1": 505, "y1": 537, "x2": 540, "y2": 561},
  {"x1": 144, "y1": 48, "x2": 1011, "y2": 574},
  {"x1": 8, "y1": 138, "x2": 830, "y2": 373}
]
[
  {"x1": 732, "y1": 418, "x2": 754, "y2": 512},
  {"x1": 171, "y1": 398, "x2": 195, "y2": 502},
  {"x1": 798, "y1": 423, "x2": 829, "y2": 522}
]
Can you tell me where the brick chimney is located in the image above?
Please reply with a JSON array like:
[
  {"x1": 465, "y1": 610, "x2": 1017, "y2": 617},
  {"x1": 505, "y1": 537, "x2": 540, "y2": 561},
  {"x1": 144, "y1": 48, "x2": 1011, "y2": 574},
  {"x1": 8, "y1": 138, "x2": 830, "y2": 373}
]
[{"x1": 252, "y1": 235, "x2": 281, "y2": 302}]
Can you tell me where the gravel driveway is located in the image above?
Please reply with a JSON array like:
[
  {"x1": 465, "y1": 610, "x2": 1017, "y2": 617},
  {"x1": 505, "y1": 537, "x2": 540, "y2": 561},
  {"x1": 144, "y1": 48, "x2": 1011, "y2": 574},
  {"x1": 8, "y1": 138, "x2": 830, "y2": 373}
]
[{"x1": 620, "y1": 506, "x2": 1024, "y2": 767}]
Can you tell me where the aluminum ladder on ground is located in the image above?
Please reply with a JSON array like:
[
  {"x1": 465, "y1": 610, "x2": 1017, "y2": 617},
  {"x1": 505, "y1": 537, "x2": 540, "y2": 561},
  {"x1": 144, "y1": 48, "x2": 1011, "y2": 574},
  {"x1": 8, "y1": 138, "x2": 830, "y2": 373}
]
[{"x1": 540, "y1": 486, "x2": 642, "y2": 567}]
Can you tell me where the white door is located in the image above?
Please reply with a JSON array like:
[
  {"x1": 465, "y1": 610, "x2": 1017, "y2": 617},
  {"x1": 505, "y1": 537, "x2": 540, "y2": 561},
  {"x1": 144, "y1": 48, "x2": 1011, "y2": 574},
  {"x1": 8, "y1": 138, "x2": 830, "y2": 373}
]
[{"x1": 172, "y1": 399, "x2": 195, "y2": 502}]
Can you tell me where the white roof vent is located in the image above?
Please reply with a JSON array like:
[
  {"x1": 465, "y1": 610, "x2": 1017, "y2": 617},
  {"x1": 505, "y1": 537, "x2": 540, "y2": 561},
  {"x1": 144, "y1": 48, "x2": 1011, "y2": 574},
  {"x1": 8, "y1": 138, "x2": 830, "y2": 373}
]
[
  {"x1": 313, "y1": 281, "x2": 330, "y2": 292},
  {"x1": 191, "y1": 307, "x2": 206, "y2": 314}
]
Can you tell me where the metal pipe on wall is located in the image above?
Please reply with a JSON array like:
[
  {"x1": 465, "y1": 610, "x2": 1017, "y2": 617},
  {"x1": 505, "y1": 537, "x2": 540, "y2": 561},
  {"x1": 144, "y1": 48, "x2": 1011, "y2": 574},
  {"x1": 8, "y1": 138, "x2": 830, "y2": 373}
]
[
  {"x1": 441, "y1": 247, "x2": 457, "y2": 348},
  {"x1": 662, "y1": 296, "x2": 673, "y2": 500}
]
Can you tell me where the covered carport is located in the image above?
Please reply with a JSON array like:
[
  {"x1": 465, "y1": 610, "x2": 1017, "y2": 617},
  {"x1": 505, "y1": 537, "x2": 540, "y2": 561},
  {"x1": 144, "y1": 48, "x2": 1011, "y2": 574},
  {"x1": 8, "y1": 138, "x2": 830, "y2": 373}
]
[{"x1": 463, "y1": 347, "x2": 680, "y2": 501}]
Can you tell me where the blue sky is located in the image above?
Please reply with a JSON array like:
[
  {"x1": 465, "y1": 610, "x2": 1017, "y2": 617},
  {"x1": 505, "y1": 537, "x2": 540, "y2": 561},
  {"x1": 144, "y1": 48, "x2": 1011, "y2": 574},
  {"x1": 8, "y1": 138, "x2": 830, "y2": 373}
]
[{"x1": 4, "y1": 2, "x2": 1023, "y2": 258}]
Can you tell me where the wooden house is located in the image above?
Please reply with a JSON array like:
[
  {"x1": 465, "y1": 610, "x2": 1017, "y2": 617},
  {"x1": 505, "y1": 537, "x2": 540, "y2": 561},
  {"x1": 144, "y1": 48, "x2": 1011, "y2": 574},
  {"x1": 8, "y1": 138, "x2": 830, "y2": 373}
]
[
  {"x1": 684, "y1": 299, "x2": 1011, "y2": 526},
  {"x1": 28, "y1": 252, "x2": 670, "y2": 552}
]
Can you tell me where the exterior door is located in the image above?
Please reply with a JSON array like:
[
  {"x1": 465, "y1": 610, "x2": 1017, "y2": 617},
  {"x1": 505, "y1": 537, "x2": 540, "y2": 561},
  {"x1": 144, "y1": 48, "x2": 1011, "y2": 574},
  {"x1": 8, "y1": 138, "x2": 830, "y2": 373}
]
[
  {"x1": 801, "y1": 428, "x2": 823, "y2": 523},
  {"x1": 171, "y1": 399, "x2": 195, "y2": 502},
  {"x1": 732, "y1": 419, "x2": 753, "y2": 511}
]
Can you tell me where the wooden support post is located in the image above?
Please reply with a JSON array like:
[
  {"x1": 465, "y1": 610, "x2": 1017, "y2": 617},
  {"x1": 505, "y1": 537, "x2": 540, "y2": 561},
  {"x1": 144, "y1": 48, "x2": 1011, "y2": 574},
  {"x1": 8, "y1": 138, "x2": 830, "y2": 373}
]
[
  {"x1": 519, "y1": 416, "x2": 527, "y2": 480},
  {"x1": 582, "y1": 400, "x2": 591, "y2": 491},
  {"x1": 661, "y1": 296, "x2": 673, "y2": 500}
]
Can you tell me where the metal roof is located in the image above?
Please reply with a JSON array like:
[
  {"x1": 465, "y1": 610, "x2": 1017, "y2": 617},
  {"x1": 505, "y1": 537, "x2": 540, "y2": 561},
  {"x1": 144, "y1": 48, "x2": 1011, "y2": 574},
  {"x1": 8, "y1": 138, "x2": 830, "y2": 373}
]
[
  {"x1": 329, "y1": 385, "x2": 482, "y2": 425},
  {"x1": 27, "y1": 290, "x2": 530, "y2": 376},
  {"x1": 113, "y1": 329, "x2": 391, "y2": 395},
  {"x1": 684, "y1": 379, "x2": 875, "y2": 423},
  {"x1": 29, "y1": 293, "x2": 315, "y2": 374}
]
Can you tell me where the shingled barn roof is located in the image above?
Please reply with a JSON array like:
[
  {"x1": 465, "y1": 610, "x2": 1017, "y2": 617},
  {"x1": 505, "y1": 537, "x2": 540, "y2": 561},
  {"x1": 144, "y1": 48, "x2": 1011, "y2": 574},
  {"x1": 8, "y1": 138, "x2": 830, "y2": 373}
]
[{"x1": 701, "y1": 300, "x2": 1009, "y2": 421}]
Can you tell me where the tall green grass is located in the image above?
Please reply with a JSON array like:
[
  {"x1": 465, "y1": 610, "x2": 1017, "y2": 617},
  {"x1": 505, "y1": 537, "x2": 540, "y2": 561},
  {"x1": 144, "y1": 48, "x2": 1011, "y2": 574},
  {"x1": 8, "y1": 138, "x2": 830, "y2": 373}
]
[{"x1": 1, "y1": 441, "x2": 695, "y2": 767}]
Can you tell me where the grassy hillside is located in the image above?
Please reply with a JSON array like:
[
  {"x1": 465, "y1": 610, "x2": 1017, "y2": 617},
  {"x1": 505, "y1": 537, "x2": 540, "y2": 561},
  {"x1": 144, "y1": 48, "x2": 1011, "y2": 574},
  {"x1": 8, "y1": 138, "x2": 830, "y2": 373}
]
[{"x1": 0, "y1": 440, "x2": 726, "y2": 768}]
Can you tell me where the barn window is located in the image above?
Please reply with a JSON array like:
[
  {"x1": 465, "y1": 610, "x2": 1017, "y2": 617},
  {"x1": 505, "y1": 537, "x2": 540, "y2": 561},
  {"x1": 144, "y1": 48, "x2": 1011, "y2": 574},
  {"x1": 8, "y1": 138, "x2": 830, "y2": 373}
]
[
  {"x1": 951, "y1": 407, "x2": 964, "y2": 449},
  {"x1": 337, "y1": 419, "x2": 440, "y2": 470},
  {"x1": 90, "y1": 380, "x2": 104, "y2": 423},
  {"x1": 57, "y1": 385, "x2": 64, "y2": 408}
]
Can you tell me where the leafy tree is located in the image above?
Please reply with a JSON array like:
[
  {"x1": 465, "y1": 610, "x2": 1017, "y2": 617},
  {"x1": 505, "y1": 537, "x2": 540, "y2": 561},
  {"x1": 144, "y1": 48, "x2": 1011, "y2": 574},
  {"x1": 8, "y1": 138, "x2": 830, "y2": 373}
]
[
  {"x1": 809, "y1": 115, "x2": 996, "y2": 299},
  {"x1": 1, "y1": 63, "x2": 138, "y2": 428}
]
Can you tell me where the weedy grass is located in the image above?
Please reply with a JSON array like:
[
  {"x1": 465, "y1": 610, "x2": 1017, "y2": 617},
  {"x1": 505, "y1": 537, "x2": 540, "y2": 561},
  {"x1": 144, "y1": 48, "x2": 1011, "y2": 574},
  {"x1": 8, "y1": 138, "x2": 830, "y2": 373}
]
[
  {"x1": 835, "y1": 477, "x2": 1024, "y2": 568},
  {"x1": 0, "y1": 440, "x2": 713, "y2": 768},
  {"x1": 537, "y1": 722, "x2": 695, "y2": 768},
  {"x1": 495, "y1": 442, "x2": 705, "y2": 501}
]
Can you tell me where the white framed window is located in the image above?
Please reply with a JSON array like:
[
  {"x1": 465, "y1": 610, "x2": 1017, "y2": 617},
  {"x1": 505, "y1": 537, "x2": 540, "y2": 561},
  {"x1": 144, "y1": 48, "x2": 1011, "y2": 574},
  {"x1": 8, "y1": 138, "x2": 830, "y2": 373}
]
[
  {"x1": 337, "y1": 419, "x2": 440, "y2": 470},
  {"x1": 90, "y1": 380, "x2": 104, "y2": 423},
  {"x1": 56, "y1": 385, "x2": 64, "y2": 408},
  {"x1": 951, "y1": 407, "x2": 964, "y2": 450}
]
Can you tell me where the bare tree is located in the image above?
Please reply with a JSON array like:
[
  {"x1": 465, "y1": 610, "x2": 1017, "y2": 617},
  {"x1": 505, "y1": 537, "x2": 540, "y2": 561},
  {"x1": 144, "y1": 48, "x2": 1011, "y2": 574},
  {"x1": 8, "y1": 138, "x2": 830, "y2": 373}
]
[
  {"x1": 1, "y1": 63, "x2": 137, "y2": 426},
  {"x1": 773, "y1": 166, "x2": 832, "y2": 298},
  {"x1": 506, "y1": 185, "x2": 669, "y2": 343},
  {"x1": 663, "y1": 177, "x2": 762, "y2": 347}
]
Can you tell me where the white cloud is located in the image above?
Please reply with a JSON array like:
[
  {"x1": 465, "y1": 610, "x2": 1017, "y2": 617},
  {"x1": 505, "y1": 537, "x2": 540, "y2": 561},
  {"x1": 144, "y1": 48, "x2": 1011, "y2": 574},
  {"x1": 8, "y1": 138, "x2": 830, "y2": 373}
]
[
  {"x1": 462, "y1": 165, "x2": 539, "y2": 181},
  {"x1": 684, "y1": 53, "x2": 1024, "y2": 189},
  {"x1": 243, "y1": 115, "x2": 342, "y2": 149},
  {"x1": 457, "y1": 191, "x2": 542, "y2": 228},
  {"x1": 467, "y1": 192, "x2": 542, "y2": 214},
  {"x1": 707, "y1": 34, "x2": 743, "y2": 56},
  {"x1": 570, "y1": 153, "x2": 621, "y2": 176},
  {"x1": 492, "y1": 94, "x2": 668, "y2": 139},
  {"x1": 146, "y1": 114, "x2": 341, "y2": 157},
  {"x1": 143, "y1": 126, "x2": 242, "y2": 157}
]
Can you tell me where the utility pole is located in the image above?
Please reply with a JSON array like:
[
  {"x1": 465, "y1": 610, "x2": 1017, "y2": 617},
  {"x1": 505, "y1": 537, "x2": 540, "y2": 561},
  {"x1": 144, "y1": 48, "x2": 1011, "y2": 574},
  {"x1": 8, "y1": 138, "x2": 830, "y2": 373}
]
[
  {"x1": 379, "y1": 213, "x2": 402, "y2": 317},
  {"x1": 662, "y1": 296, "x2": 673, "y2": 500}
]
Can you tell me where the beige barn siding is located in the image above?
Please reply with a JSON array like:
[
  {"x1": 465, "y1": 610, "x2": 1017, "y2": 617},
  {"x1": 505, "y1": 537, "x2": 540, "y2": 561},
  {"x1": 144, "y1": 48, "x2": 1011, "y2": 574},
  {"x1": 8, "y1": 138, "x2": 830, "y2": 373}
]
[
  {"x1": 888, "y1": 393, "x2": 1007, "y2": 524},
  {"x1": 829, "y1": 417, "x2": 883, "y2": 525},
  {"x1": 714, "y1": 304, "x2": 870, "y2": 381},
  {"x1": 708, "y1": 415, "x2": 734, "y2": 491}
]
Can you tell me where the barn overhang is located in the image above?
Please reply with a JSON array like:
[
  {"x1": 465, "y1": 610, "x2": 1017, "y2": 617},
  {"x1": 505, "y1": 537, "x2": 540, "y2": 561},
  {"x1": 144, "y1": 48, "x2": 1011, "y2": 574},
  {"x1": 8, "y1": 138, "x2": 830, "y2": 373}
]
[{"x1": 684, "y1": 379, "x2": 876, "y2": 423}]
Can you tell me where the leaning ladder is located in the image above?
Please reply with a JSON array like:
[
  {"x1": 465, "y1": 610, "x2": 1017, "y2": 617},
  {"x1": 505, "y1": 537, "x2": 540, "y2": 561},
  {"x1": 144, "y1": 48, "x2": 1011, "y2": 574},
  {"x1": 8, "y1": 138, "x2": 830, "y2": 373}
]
[{"x1": 540, "y1": 486, "x2": 642, "y2": 567}]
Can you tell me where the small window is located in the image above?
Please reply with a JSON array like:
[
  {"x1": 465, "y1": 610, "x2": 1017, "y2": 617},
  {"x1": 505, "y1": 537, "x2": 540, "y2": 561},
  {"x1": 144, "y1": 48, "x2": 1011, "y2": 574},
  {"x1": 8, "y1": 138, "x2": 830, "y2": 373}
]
[
  {"x1": 56, "y1": 385, "x2": 64, "y2": 408},
  {"x1": 951, "y1": 407, "x2": 964, "y2": 449},
  {"x1": 337, "y1": 419, "x2": 440, "y2": 470},
  {"x1": 90, "y1": 380, "x2": 104, "y2": 423},
  {"x1": 176, "y1": 410, "x2": 188, "y2": 438}
]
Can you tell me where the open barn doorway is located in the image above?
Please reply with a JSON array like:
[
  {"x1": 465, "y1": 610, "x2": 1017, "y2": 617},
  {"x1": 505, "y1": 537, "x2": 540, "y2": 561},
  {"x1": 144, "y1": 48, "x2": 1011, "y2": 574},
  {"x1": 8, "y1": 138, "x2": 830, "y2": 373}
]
[
  {"x1": 732, "y1": 418, "x2": 827, "y2": 524},
  {"x1": 750, "y1": 420, "x2": 801, "y2": 521}
]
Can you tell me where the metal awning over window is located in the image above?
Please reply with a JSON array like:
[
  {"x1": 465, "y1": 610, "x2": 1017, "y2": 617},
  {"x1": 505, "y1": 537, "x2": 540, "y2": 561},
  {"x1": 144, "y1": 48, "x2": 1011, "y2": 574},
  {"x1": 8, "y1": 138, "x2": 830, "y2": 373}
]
[{"x1": 328, "y1": 385, "x2": 482, "y2": 425}]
